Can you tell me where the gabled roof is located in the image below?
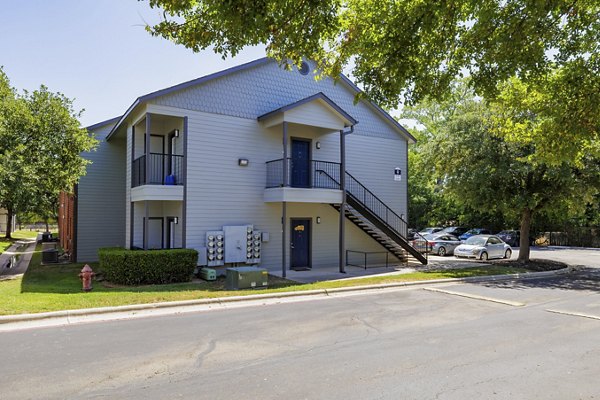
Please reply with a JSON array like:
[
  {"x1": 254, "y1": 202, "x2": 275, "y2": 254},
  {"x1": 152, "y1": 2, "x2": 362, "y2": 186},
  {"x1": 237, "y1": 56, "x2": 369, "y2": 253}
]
[
  {"x1": 337, "y1": 75, "x2": 416, "y2": 143},
  {"x1": 85, "y1": 116, "x2": 121, "y2": 131},
  {"x1": 106, "y1": 58, "x2": 271, "y2": 140},
  {"x1": 104, "y1": 57, "x2": 415, "y2": 143},
  {"x1": 257, "y1": 92, "x2": 358, "y2": 127}
]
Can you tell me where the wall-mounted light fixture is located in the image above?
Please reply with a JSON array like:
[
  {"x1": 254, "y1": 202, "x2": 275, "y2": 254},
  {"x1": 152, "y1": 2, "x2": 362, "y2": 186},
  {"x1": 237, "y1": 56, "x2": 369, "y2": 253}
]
[
  {"x1": 316, "y1": 216, "x2": 321, "y2": 224},
  {"x1": 173, "y1": 129, "x2": 180, "y2": 138},
  {"x1": 238, "y1": 158, "x2": 249, "y2": 166},
  {"x1": 315, "y1": 141, "x2": 321, "y2": 149},
  {"x1": 174, "y1": 217, "x2": 179, "y2": 224}
]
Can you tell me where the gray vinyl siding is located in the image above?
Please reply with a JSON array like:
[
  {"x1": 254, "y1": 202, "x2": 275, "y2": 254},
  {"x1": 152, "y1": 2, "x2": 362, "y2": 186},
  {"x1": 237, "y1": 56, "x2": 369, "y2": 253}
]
[
  {"x1": 153, "y1": 60, "x2": 405, "y2": 141},
  {"x1": 77, "y1": 123, "x2": 126, "y2": 261},
  {"x1": 147, "y1": 104, "x2": 401, "y2": 270}
]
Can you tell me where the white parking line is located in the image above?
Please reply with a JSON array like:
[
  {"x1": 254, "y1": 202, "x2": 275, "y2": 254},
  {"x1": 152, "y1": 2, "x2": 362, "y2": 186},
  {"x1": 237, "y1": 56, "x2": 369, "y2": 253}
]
[
  {"x1": 423, "y1": 287, "x2": 526, "y2": 307},
  {"x1": 545, "y1": 309, "x2": 600, "y2": 321}
]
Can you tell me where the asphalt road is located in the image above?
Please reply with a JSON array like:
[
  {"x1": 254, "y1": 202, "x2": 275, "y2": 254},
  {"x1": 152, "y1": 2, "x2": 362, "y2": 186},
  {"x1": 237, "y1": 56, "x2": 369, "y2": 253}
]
[{"x1": 2, "y1": 270, "x2": 600, "y2": 399}]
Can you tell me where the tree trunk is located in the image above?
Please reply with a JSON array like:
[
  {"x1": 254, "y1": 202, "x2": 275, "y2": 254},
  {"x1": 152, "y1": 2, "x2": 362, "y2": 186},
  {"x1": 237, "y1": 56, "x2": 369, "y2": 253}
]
[
  {"x1": 45, "y1": 219, "x2": 49, "y2": 233},
  {"x1": 5, "y1": 207, "x2": 13, "y2": 240},
  {"x1": 518, "y1": 208, "x2": 533, "y2": 262}
]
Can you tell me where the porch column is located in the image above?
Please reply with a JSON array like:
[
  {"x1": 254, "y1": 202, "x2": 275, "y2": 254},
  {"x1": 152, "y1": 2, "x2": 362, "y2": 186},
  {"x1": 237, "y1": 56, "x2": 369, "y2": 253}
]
[
  {"x1": 282, "y1": 121, "x2": 288, "y2": 277},
  {"x1": 282, "y1": 121, "x2": 289, "y2": 187},
  {"x1": 282, "y1": 202, "x2": 287, "y2": 278},
  {"x1": 339, "y1": 129, "x2": 346, "y2": 273},
  {"x1": 145, "y1": 114, "x2": 151, "y2": 185},
  {"x1": 182, "y1": 116, "x2": 188, "y2": 248},
  {"x1": 143, "y1": 200, "x2": 149, "y2": 250}
]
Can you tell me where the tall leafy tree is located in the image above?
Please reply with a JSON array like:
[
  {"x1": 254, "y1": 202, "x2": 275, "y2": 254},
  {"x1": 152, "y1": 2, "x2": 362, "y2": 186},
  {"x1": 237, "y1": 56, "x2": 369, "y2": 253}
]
[
  {"x1": 0, "y1": 69, "x2": 97, "y2": 238},
  {"x1": 415, "y1": 80, "x2": 599, "y2": 262},
  {"x1": 146, "y1": 1, "x2": 599, "y2": 105}
]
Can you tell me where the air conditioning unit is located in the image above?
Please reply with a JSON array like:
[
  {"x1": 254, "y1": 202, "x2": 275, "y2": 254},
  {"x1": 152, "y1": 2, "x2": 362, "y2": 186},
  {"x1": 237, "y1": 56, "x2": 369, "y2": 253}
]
[
  {"x1": 206, "y1": 231, "x2": 224, "y2": 267},
  {"x1": 225, "y1": 266, "x2": 268, "y2": 290}
]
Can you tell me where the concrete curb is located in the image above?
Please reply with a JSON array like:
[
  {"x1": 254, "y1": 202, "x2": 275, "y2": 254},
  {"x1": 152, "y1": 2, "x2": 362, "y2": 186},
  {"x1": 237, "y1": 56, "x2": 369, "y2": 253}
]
[{"x1": 0, "y1": 265, "x2": 576, "y2": 328}]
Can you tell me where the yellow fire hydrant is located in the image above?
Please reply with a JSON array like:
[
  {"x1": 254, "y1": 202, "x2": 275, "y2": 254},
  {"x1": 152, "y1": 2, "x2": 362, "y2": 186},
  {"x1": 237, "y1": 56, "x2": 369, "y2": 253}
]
[{"x1": 79, "y1": 264, "x2": 95, "y2": 292}]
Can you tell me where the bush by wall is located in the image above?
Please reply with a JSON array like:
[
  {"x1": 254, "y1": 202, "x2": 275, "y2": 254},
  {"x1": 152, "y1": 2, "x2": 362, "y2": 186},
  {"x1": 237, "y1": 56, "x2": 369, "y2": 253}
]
[{"x1": 98, "y1": 248, "x2": 198, "y2": 285}]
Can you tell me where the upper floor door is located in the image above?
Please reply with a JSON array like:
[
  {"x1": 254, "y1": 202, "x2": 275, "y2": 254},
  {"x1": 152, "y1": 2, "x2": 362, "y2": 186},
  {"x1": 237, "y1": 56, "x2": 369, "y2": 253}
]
[{"x1": 291, "y1": 139, "x2": 311, "y2": 188}]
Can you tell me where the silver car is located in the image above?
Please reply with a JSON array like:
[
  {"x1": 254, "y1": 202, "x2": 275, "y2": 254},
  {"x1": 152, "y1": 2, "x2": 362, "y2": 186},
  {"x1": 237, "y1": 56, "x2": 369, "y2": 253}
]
[
  {"x1": 411, "y1": 233, "x2": 462, "y2": 256},
  {"x1": 454, "y1": 235, "x2": 512, "y2": 260}
]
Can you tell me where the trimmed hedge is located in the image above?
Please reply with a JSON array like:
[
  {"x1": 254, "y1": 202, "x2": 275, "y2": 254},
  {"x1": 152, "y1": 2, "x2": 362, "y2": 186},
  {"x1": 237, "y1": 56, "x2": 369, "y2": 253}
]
[{"x1": 98, "y1": 248, "x2": 198, "y2": 285}]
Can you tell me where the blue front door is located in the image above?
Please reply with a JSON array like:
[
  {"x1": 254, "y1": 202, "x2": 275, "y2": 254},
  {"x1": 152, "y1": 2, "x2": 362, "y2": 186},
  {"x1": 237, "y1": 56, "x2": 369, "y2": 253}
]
[
  {"x1": 291, "y1": 219, "x2": 311, "y2": 270},
  {"x1": 291, "y1": 139, "x2": 310, "y2": 188}
]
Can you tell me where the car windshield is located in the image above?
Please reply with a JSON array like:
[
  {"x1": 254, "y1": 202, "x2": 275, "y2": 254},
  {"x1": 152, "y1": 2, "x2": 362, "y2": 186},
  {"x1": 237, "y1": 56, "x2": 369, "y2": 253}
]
[{"x1": 465, "y1": 236, "x2": 487, "y2": 246}]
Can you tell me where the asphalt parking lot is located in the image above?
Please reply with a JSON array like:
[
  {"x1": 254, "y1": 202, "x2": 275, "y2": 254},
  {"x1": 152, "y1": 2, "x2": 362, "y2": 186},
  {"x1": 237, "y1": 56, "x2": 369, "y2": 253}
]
[{"x1": 427, "y1": 245, "x2": 600, "y2": 269}]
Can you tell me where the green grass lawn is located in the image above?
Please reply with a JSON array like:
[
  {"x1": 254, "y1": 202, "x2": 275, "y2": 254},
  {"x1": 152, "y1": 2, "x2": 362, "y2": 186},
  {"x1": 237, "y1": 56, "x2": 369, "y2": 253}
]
[{"x1": 0, "y1": 246, "x2": 529, "y2": 315}]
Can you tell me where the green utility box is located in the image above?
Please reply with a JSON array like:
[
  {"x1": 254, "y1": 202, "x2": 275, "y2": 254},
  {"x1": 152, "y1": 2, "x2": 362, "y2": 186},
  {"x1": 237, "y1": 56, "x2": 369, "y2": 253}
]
[
  {"x1": 226, "y1": 267, "x2": 268, "y2": 290},
  {"x1": 199, "y1": 267, "x2": 217, "y2": 281}
]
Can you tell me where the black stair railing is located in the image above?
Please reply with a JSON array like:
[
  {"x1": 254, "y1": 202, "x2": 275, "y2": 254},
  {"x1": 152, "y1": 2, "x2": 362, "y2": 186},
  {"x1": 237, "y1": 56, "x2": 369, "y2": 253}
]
[{"x1": 345, "y1": 172, "x2": 408, "y2": 239}]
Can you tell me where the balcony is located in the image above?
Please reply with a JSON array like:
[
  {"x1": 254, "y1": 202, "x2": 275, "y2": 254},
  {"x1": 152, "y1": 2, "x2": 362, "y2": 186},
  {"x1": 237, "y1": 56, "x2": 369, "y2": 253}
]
[
  {"x1": 131, "y1": 153, "x2": 184, "y2": 202},
  {"x1": 132, "y1": 153, "x2": 184, "y2": 187},
  {"x1": 264, "y1": 158, "x2": 343, "y2": 203}
]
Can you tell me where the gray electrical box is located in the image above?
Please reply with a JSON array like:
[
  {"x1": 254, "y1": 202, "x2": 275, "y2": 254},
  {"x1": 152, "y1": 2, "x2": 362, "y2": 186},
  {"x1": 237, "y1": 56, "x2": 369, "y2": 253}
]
[
  {"x1": 196, "y1": 246, "x2": 208, "y2": 266},
  {"x1": 225, "y1": 267, "x2": 268, "y2": 290},
  {"x1": 224, "y1": 225, "x2": 251, "y2": 263}
]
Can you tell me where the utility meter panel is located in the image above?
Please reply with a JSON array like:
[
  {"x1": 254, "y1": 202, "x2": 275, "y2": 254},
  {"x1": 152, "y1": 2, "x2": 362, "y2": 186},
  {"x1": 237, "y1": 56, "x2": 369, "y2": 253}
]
[
  {"x1": 247, "y1": 230, "x2": 262, "y2": 264},
  {"x1": 224, "y1": 225, "x2": 251, "y2": 263},
  {"x1": 206, "y1": 231, "x2": 224, "y2": 267}
]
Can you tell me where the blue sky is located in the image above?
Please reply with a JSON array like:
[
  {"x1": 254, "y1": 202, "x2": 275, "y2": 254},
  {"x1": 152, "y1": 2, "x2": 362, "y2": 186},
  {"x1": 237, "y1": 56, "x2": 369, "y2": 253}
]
[{"x1": 0, "y1": 0, "x2": 266, "y2": 126}]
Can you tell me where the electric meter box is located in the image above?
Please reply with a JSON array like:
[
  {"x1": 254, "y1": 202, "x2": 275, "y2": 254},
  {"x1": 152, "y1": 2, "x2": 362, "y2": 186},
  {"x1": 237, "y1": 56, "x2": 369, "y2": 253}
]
[
  {"x1": 226, "y1": 267, "x2": 268, "y2": 290},
  {"x1": 206, "y1": 231, "x2": 225, "y2": 267}
]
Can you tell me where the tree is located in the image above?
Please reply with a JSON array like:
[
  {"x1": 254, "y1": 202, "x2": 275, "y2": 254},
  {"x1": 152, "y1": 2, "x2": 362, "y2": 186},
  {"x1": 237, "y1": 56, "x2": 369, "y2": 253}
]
[
  {"x1": 0, "y1": 69, "x2": 97, "y2": 238},
  {"x1": 415, "y1": 81, "x2": 599, "y2": 262},
  {"x1": 146, "y1": 1, "x2": 599, "y2": 106}
]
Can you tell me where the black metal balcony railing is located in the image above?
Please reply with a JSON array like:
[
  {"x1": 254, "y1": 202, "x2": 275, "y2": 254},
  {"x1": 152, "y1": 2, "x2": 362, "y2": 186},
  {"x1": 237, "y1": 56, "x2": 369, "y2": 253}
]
[
  {"x1": 266, "y1": 158, "x2": 341, "y2": 189},
  {"x1": 132, "y1": 153, "x2": 184, "y2": 187}
]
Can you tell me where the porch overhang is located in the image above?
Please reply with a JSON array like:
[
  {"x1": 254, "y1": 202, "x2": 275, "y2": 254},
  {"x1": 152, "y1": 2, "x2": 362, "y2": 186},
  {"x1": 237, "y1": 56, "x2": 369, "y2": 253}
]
[
  {"x1": 257, "y1": 92, "x2": 357, "y2": 131},
  {"x1": 131, "y1": 185, "x2": 184, "y2": 202},
  {"x1": 264, "y1": 187, "x2": 343, "y2": 203}
]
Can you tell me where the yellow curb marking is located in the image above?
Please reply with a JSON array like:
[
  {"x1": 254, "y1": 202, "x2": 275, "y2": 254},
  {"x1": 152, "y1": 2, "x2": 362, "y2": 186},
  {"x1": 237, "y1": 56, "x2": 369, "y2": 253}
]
[
  {"x1": 423, "y1": 287, "x2": 525, "y2": 307},
  {"x1": 545, "y1": 309, "x2": 600, "y2": 321}
]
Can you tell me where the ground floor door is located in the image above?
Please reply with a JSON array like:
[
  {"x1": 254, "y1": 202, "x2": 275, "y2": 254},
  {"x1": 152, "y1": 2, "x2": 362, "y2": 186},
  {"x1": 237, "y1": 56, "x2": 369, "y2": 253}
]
[
  {"x1": 166, "y1": 217, "x2": 176, "y2": 249},
  {"x1": 290, "y1": 218, "x2": 311, "y2": 270},
  {"x1": 146, "y1": 217, "x2": 164, "y2": 249}
]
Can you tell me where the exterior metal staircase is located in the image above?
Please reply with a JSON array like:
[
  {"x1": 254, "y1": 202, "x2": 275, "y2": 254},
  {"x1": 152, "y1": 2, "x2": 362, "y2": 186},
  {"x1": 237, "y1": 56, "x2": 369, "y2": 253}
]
[{"x1": 321, "y1": 170, "x2": 427, "y2": 265}]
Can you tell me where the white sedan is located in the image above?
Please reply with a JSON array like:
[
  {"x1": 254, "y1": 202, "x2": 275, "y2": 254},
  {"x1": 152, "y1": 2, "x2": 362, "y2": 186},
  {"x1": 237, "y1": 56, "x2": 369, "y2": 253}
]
[{"x1": 454, "y1": 235, "x2": 512, "y2": 260}]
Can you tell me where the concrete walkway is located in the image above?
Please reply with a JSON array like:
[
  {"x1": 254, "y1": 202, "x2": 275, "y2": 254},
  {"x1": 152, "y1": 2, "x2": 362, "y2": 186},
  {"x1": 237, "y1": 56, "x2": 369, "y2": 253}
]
[{"x1": 0, "y1": 239, "x2": 37, "y2": 280}]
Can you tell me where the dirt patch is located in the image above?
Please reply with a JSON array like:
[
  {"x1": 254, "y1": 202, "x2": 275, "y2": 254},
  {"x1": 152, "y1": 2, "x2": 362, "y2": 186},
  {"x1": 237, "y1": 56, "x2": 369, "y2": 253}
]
[{"x1": 492, "y1": 258, "x2": 568, "y2": 272}]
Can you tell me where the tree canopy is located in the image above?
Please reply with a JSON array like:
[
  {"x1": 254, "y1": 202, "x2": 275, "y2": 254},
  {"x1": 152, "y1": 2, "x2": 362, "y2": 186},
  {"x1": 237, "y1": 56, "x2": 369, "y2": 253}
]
[
  {"x1": 404, "y1": 78, "x2": 599, "y2": 261},
  {"x1": 0, "y1": 69, "x2": 97, "y2": 238},
  {"x1": 147, "y1": 0, "x2": 599, "y2": 105}
]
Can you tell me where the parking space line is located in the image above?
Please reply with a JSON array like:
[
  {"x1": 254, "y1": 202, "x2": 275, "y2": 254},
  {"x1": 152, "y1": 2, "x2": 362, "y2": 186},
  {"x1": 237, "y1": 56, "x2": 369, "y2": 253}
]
[
  {"x1": 545, "y1": 309, "x2": 600, "y2": 321},
  {"x1": 423, "y1": 287, "x2": 525, "y2": 307}
]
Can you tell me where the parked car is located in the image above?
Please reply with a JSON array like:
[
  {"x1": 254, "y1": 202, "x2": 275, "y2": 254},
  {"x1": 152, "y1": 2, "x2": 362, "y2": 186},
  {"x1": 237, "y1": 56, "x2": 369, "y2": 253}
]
[
  {"x1": 459, "y1": 228, "x2": 492, "y2": 242},
  {"x1": 454, "y1": 235, "x2": 512, "y2": 260},
  {"x1": 496, "y1": 230, "x2": 537, "y2": 247},
  {"x1": 412, "y1": 233, "x2": 462, "y2": 256},
  {"x1": 496, "y1": 230, "x2": 519, "y2": 247},
  {"x1": 418, "y1": 227, "x2": 443, "y2": 235},
  {"x1": 407, "y1": 228, "x2": 418, "y2": 241},
  {"x1": 441, "y1": 226, "x2": 469, "y2": 237}
]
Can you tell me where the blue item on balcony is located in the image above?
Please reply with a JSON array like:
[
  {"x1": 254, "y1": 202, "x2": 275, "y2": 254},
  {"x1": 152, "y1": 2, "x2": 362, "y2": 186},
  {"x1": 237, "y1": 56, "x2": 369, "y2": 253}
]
[{"x1": 165, "y1": 175, "x2": 176, "y2": 185}]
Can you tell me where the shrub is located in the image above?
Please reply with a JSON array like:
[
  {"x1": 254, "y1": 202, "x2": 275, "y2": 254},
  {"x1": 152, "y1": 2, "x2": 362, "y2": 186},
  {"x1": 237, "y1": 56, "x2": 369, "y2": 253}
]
[{"x1": 98, "y1": 248, "x2": 198, "y2": 285}]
